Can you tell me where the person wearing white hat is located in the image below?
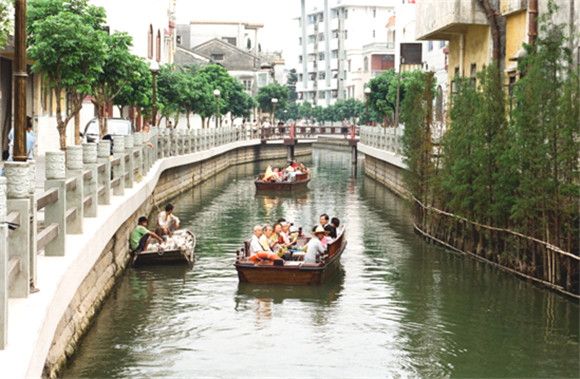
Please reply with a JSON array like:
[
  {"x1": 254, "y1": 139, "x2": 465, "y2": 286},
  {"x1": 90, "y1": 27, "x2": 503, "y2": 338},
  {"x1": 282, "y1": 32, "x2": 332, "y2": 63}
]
[{"x1": 304, "y1": 225, "x2": 327, "y2": 263}]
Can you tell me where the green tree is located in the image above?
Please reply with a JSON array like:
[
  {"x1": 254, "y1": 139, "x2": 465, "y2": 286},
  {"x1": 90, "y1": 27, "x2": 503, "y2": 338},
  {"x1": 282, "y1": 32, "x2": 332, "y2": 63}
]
[
  {"x1": 255, "y1": 83, "x2": 289, "y2": 113},
  {"x1": 91, "y1": 32, "x2": 136, "y2": 135},
  {"x1": 509, "y1": 7, "x2": 579, "y2": 250},
  {"x1": 401, "y1": 72, "x2": 435, "y2": 204},
  {"x1": 28, "y1": 0, "x2": 107, "y2": 149},
  {"x1": 114, "y1": 56, "x2": 152, "y2": 120},
  {"x1": 286, "y1": 69, "x2": 298, "y2": 102},
  {"x1": 0, "y1": 0, "x2": 11, "y2": 48}
]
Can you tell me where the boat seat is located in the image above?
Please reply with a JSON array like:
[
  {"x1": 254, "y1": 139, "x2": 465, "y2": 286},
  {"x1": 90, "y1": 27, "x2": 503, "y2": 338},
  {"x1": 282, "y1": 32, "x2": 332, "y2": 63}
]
[{"x1": 283, "y1": 261, "x2": 302, "y2": 267}]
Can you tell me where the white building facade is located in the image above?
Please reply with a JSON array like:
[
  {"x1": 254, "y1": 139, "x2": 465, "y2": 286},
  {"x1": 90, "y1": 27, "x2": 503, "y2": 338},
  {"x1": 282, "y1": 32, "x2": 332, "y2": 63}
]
[{"x1": 296, "y1": 0, "x2": 396, "y2": 106}]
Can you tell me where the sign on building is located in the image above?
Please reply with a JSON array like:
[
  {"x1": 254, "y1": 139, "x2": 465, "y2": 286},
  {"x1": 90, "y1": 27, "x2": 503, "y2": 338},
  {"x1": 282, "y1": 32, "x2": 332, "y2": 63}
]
[{"x1": 400, "y1": 43, "x2": 422, "y2": 65}]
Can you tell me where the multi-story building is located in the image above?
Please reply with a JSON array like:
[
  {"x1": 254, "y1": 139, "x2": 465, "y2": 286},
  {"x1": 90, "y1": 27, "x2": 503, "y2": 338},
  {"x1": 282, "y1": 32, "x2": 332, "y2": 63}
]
[
  {"x1": 416, "y1": 0, "x2": 578, "y2": 91},
  {"x1": 176, "y1": 21, "x2": 285, "y2": 96},
  {"x1": 296, "y1": 0, "x2": 396, "y2": 106}
]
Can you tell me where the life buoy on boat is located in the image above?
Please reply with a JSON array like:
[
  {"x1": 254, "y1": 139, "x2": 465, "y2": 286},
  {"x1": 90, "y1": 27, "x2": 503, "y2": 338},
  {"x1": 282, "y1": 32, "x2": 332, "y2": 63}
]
[{"x1": 248, "y1": 251, "x2": 282, "y2": 263}]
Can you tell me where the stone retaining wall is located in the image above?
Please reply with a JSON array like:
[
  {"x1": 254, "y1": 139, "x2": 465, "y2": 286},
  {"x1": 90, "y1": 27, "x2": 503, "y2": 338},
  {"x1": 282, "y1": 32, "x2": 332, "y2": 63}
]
[
  {"x1": 43, "y1": 142, "x2": 311, "y2": 378},
  {"x1": 363, "y1": 154, "x2": 408, "y2": 198}
]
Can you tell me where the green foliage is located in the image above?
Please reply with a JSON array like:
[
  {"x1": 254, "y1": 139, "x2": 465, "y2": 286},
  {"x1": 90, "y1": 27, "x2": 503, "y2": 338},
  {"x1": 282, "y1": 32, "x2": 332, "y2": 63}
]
[
  {"x1": 401, "y1": 72, "x2": 435, "y2": 203},
  {"x1": 402, "y1": 8, "x2": 579, "y2": 251},
  {"x1": 507, "y1": 9, "x2": 579, "y2": 248},
  {"x1": 28, "y1": 0, "x2": 107, "y2": 148},
  {"x1": 114, "y1": 56, "x2": 152, "y2": 110},
  {"x1": 256, "y1": 83, "x2": 289, "y2": 113},
  {"x1": 0, "y1": 0, "x2": 11, "y2": 48}
]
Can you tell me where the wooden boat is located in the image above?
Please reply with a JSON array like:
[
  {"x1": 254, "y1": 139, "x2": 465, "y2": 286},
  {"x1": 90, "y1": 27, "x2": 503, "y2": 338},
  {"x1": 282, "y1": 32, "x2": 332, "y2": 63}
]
[
  {"x1": 133, "y1": 229, "x2": 196, "y2": 267},
  {"x1": 254, "y1": 170, "x2": 310, "y2": 191},
  {"x1": 234, "y1": 227, "x2": 346, "y2": 285}
]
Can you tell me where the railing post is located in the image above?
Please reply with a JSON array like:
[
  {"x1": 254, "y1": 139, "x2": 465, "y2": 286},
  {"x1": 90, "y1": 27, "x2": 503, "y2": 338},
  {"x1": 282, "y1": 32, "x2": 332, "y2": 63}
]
[
  {"x1": 44, "y1": 151, "x2": 66, "y2": 256},
  {"x1": 27, "y1": 160, "x2": 37, "y2": 289},
  {"x1": 66, "y1": 145, "x2": 84, "y2": 234},
  {"x1": 5, "y1": 161, "x2": 31, "y2": 298},
  {"x1": 82, "y1": 143, "x2": 98, "y2": 217},
  {"x1": 188, "y1": 128, "x2": 194, "y2": 153},
  {"x1": 97, "y1": 141, "x2": 111, "y2": 205},
  {"x1": 133, "y1": 132, "x2": 143, "y2": 179},
  {"x1": 0, "y1": 177, "x2": 8, "y2": 348},
  {"x1": 171, "y1": 129, "x2": 178, "y2": 156},
  {"x1": 124, "y1": 135, "x2": 134, "y2": 188},
  {"x1": 112, "y1": 136, "x2": 125, "y2": 196}
]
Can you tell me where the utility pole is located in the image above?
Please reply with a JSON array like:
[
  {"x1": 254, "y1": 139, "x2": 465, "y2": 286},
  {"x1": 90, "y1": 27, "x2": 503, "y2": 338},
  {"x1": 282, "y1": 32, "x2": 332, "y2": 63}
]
[{"x1": 13, "y1": 0, "x2": 27, "y2": 161}]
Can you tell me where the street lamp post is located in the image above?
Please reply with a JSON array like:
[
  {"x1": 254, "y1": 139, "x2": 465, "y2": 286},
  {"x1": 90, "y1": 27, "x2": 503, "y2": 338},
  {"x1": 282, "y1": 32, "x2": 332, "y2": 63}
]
[
  {"x1": 213, "y1": 89, "x2": 221, "y2": 128},
  {"x1": 271, "y1": 97, "x2": 278, "y2": 125},
  {"x1": 364, "y1": 87, "x2": 371, "y2": 126},
  {"x1": 149, "y1": 60, "x2": 160, "y2": 127},
  {"x1": 13, "y1": 0, "x2": 27, "y2": 161}
]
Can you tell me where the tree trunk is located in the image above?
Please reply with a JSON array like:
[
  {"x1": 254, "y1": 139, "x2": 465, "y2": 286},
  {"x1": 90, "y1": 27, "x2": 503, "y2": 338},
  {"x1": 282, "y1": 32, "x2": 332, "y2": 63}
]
[
  {"x1": 186, "y1": 111, "x2": 191, "y2": 128},
  {"x1": 476, "y1": 0, "x2": 505, "y2": 71},
  {"x1": 74, "y1": 112, "x2": 81, "y2": 145},
  {"x1": 55, "y1": 88, "x2": 67, "y2": 150}
]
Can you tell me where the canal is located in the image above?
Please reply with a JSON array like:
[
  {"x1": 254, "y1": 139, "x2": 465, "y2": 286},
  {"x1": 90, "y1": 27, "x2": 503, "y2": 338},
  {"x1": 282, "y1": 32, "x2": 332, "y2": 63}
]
[{"x1": 64, "y1": 149, "x2": 579, "y2": 378}]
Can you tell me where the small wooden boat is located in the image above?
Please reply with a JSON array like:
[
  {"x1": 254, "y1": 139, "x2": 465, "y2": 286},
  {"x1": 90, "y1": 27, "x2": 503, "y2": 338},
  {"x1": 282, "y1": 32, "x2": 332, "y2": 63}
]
[
  {"x1": 254, "y1": 170, "x2": 310, "y2": 191},
  {"x1": 234, "y1": 227, "x2": 346, "y2": 285},
  {"x1": 133, "y1": 229, "x2": 196, "y2": 267}
]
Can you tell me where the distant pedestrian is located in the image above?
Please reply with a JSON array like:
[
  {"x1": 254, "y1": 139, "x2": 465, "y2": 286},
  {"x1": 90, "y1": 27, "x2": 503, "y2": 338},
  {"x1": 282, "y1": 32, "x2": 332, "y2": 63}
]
[{"x1": 8, "y1": 116, "x2": 36, "y2": 160}]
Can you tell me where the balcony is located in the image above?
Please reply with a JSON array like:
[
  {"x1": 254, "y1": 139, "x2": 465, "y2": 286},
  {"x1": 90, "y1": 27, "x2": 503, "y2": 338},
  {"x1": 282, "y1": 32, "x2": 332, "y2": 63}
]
[
  {"x1": 416, "y1": 0, "x2": 488, "y2": 40},
  {"x1": 362, "y1": 42, "x2": 395, "y2": 55}
]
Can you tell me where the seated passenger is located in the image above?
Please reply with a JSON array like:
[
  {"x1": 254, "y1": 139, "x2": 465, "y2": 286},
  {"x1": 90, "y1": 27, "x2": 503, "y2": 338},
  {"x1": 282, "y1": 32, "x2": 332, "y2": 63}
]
[
  {"x1": 279, "y1": 222, "x2": 294, "y2": 247},
  {"x1": 260, "y1": 224, "x2": 274, "y2": 253},
  {"x1": 248, "y1": 225, "x2": 282, "y2": 263},
  {"x1": 304, "y1": 226, "x2": 327, "y2": 263},
  {"x1": 157, "y1": 203, "x2": 180, "y2": 236},
  {"x1": 130, "y1": 216, "x2": 164, "y2": 253},
  {"x1": 319, "y1": 213, "x2": 337, "y2": 239},
  {"x1": 270, "y1": 223, "x2": 282, "y2": 250},
  {"x1": 262, "y1": 165, "x2": 275, "y2": 181}
]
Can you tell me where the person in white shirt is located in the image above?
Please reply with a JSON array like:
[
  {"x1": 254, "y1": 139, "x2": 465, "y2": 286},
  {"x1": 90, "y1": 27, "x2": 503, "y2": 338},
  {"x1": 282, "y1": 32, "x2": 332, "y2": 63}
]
[
  {"x1": 248, "y1": 225, "x2": 282, "y2": 263},
  {"x1": 304, "y1": 226, "x2": 327, "y2": 263},
  {"x1": 157, "y1": 203, "x2": 180, "y2": 236}
]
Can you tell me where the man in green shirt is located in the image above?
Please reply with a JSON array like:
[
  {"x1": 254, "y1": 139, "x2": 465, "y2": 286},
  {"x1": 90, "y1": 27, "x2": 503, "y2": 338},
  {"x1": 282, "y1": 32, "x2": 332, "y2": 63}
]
[{"x1": 130, "y1": 216, "x2": 164, "y2": 253}]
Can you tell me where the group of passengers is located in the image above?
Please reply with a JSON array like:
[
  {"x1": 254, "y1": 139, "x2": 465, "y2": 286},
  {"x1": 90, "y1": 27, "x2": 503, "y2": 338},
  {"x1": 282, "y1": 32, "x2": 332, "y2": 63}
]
[
  {"x1": 248, "y1": 214, "x2": 340, "y2": 264},
  {"x1": 261, "y1": 161, "x2": 307, "y2": 183},
  {"x1": 130, "y1": 203, "x2": 181, "y2": 254}
]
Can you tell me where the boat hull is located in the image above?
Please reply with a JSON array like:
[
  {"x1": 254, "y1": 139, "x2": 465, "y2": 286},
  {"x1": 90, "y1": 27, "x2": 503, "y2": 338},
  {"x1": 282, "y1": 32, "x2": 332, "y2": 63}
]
[
  {"x1": 254, "y1": 172, "x2": 310, "y2": 191},
  {"x1": 235, "y1": 232, "x2": 346, "y2": 285},
  {"x1": 132, "y1": 230, "x2": 195, "y2": 267}
]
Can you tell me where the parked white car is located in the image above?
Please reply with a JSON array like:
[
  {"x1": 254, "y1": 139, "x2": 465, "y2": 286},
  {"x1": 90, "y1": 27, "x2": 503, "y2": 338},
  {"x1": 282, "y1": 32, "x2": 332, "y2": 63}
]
[{"x1": 83, "y1": 118, "x2": 133, "y2": 143}]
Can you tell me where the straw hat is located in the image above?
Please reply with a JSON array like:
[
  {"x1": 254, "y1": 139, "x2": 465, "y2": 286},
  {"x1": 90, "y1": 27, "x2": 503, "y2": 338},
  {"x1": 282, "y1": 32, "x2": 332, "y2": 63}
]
[{"x1": 313, "y1": 225, "x2": 326, "y2": 235}]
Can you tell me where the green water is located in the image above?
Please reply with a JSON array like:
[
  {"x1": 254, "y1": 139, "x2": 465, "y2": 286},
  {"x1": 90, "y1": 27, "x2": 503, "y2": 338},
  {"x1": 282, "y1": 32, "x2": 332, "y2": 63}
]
[{"x1": 63, "y1": 149, "x2": 579, "y2": 378}]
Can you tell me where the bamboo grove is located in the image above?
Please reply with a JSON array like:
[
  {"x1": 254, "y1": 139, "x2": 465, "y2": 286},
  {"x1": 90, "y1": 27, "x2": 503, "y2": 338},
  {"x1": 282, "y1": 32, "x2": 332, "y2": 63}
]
[{"x1": 400, "y1": 16, "x2": 579, "y2": 264}]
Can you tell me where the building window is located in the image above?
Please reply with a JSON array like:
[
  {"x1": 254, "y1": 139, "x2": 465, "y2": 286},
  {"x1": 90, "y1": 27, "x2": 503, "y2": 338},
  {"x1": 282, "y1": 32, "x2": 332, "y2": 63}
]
[
  {"x1": 331, "y1": 50, "x2": 338, "y2": 59},
  {"x1": 347, "y1": 60, "x2": 351, "y2": 71},
  {"x1": 343, "y1": 70, "x2": 347, "y2": 80},
  {"x1": 343, "y1": 9, "x2": 348, "y2": 19},
  {"x1": 298, "y1": 73, "x2": 303, "y2": 81},
  {"x1": 470, "y1": 63, "x2": 477, "y2": 85},
  {"x1": 332, "y1": 30, "x2": 339, "y2": 39},
  {"x1": 308, "y1": 54, "x2": 316, "y2": 62},
  {"x1": 298, "y1": 37, "x2": 302, "y2": 46},
  {"x1": 318, "y1": 33, "x2": 324, "y2": 42},
  {"x1": 299, "y1": 55, "x2": 303, "y2": 63},
  {"x1": 242, "y1": 79, "x2": 253, "y2": 91},
  {"x1": 308, "y1": 35, "x2": 316, "y2": 44},
  {"x1": 156, "y1": 30, "x2": 161, "y2": 62},
  {"x1": 319, "y1": 71, "x2": 326, "y2": 80},
  {"x1": 309, "y1": 72, "x2": 317, "y2": 80},
  {"x1": 364, "y1": 57, "x2": 369, "y2": 72},
  {"x1": 319, "y1": 12, "x2": 324, "y2": 23},
  {"x1": 318, "y1": 52, "x2": 325, "y2": 61},
  {"x1": 373, "y1": 8, "x2": 377, "y2": 17},
  {"x1": 344, "y1": 30, "x2": 348, "y2": 40},
  {"x1": 211, "y1": 53, "x2": 224, "y2": 61},
  {"x1": 331, "y1": 90, "x2": 338, "y2": 98},
  {"x1": 428, "y1": 41, "x2": 433, "y2": 51},
  {"x1": 439, "y1": 40, "x2": 445, "y2": 48},
  {"x1": 147, "y1": 24, "x2": 153, "y2": 59},
  {"x1": 319, "y1": 91, "x2": 326, "y2": 99},
  {"x1": 222, "y1": 37, "x2": 236, "y2": 45},
  {"x1": 373, "y1": 30, "x2": 376, "y2": 38},
  {"x1": 332, "y1": 70, "x2": 338, "y2": 79}
]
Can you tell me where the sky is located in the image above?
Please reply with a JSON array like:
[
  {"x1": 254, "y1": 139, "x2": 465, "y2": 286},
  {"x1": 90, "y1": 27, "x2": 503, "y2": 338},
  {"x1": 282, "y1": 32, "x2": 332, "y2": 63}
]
[{"x1": 175, "y1": 0, "x2": 332, "y2": 69}]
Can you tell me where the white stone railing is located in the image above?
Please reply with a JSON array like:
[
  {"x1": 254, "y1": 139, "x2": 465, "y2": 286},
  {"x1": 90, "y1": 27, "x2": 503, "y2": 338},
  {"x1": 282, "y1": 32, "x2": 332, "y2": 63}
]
[
  {"x1": 359, "y1": 125, "x2": 404, "y2": 156},
  {"x1": 0, "y1": 126, "x2": 255, "y2": 349}
]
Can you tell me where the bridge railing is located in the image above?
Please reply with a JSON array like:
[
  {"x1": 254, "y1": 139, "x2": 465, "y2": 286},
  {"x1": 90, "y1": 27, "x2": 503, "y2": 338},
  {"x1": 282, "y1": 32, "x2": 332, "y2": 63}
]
[
  {"x1": 359, "y1": 125, "x2": 404, "y2": 156},
  {"x1": 0, "y1": 126, "x2": 256, "y2": 349}
]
